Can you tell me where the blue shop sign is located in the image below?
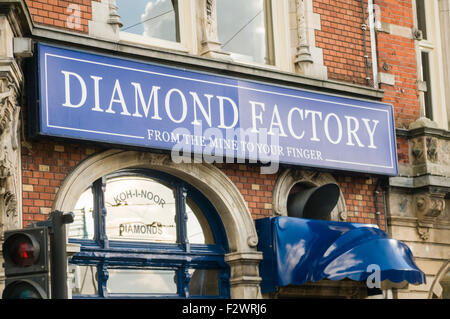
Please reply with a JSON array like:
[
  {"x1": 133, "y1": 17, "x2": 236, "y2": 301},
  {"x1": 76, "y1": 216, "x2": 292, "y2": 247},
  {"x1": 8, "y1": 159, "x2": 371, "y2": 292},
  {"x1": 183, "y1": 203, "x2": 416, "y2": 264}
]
[{"x1": 31, "y1": 43, "x2": 398, "y2": 176}]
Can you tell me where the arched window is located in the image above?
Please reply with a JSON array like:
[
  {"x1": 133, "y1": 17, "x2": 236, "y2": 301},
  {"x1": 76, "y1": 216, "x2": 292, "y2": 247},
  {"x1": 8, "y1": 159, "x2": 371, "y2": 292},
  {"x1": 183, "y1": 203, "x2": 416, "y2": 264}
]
[{"x1": 68, "y1": 168, "x2": 229, "y2": 298}]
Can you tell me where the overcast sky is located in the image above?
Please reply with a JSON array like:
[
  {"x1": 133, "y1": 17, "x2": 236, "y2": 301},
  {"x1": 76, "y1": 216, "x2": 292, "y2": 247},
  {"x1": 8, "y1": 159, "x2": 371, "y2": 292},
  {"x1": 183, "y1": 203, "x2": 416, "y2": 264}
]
[
  {"x1": 118, "y1": 0, "x2": 177, "y2": 41},
  {"x1": 216, "y1": 0, "x2": 266, "y2": 63}
]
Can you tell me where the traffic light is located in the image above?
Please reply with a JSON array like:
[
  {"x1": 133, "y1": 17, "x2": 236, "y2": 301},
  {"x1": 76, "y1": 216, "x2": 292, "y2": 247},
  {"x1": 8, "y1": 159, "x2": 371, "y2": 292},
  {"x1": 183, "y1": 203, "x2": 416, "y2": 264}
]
[{"x1": 2, "y1": 226, "x2": 49, "y2": 299}]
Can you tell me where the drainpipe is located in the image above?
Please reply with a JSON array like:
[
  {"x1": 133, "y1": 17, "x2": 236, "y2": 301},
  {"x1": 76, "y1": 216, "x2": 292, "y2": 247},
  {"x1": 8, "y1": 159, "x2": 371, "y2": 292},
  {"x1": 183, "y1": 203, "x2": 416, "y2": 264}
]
[
  {"x1": 382, "y1": 178, "x2": 389, "y2": 235},
  {"x1": 360, "y1": 0, "x2": 371, "y2": 85},
  {"x1": 368, "y1": 0, "x2": 379, "y2": 89},
  {"x1": 374, "y1": 178, "x2": 382, "y2": 228},
  {"x1": 374, "y1": 177, "x2": 389, "y2": 232}
]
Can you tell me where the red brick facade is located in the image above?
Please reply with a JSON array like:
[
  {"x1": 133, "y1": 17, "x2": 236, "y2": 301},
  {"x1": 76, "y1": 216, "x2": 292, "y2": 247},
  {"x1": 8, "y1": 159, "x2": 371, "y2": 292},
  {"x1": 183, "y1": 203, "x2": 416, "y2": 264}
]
[
  {"x1": 314, "y1": 0, "x2": 373, "y2": 86},
  {"x1": 21, "y1": 141, "x2": 103, "y2": 225},
  {"x1": 21, "y1": 142, "x2": 385, "y2": 229},
  {"x1": 20, "y1": 0, "x2": 420, "y2": 231},
  {"x1": 26, "y1": 0, "x2": 98, "y2": 33}
]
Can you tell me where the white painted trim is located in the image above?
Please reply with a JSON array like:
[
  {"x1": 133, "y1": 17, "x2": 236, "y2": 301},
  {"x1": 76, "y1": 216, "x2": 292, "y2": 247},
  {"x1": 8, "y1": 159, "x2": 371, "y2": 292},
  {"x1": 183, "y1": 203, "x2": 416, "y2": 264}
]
[{"x1": 415, "y1": 0, "x2": 449, "y2": 129}]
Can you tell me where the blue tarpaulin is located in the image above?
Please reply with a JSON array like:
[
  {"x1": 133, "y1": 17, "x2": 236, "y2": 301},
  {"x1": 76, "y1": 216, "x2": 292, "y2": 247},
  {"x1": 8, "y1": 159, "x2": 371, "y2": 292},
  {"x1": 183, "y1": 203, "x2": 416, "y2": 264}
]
[{"x1": 255, "y1": 217, "x2": 426, "y2": 293}]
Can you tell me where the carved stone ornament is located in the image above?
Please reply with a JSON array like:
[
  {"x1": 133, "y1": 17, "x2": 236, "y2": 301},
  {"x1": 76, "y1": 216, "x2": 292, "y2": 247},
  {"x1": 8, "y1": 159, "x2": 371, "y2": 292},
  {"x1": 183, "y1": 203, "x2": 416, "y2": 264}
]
[
  {"x1": 414, "y1": 193, "x2": 445, "y2": 240},
  {"x1": 0, "y1": 77, "x2": 21, "y2": 233},
  {"x1": 426, "y1": 136, "x2": 438, "y2": 163},
  {"x1": 411, "y1": 137, "x2": 425, "y2": 165},
  {"x1": 415, "y1": 194, "x2": 445, "y2": 221},
  {"x1": 205, "y1": 0, "x2": 216, "y2": 40},
  {"x1": 416, "y1": 225, "x2": 430, "y2": 241},
  {"x1": 107, "y1": 0, "x2": 123, "y2": 28}
]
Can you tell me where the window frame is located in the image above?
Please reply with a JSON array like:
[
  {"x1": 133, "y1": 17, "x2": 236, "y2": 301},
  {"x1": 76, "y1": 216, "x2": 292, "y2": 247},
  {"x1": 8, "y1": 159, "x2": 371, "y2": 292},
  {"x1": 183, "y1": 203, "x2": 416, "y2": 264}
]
[
  {"x1": 414, "y1": 0, "x2": 448, "y2": 128},
  {"x1": 68, "y1": 168, "x2": 230, "y2": 299},
  {"x1": 215, "y1": 0, "x2": 290, "y2": 69},
  {"x1": 117, "y1": 0, "x2": 197, "y2": 54}
]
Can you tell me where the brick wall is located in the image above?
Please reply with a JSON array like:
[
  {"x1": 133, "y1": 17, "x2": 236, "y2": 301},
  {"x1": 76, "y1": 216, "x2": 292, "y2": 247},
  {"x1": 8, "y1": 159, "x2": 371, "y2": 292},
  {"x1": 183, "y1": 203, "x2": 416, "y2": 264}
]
[
  {"x1": 314, "y1": 0, "x2": 420, "y2": 130},
  {"x1": 215, "y1": 163, "x2": 277, "y2": 220},
  {"x1": 376, "y1": 0, "x2": 414, "y2": 27},
  {"x1": 21, "y1": 140, "x2": 385, "y2": 229},
  {"x1": 375, "y1": 0, "x2": 418, "y2": 164},
  {"x1": 21, "y1": 141, "x2": 103, "y2": 226},
  {"x1": 313, "y1": 0, "x2": 373, "y2": 86},
  {"x1": 25, "y1": 0, "x2": 98, "y2": 34},
  {"x1": 335, "y1": 175, "x2": 385, "y2": 228}
]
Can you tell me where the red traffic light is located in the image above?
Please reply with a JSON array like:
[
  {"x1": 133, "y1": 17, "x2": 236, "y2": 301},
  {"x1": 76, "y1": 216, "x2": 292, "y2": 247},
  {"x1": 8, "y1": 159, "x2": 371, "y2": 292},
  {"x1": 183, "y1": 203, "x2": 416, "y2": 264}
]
[
  {"x1": 3, "y1": 233, "x2": 40, "y2": 268},
  {"x1": 2, "y1": 226, "x2": 51, "y2": 299},
  {"x1": 2, "y1": 227, "x2": 48, "y2": 277}
]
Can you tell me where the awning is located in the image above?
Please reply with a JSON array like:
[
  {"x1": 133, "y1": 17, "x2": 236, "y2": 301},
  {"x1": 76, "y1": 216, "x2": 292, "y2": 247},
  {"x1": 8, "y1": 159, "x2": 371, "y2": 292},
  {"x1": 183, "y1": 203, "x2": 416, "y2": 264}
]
[{"x1": 255, "y1": 217, "x2": 426, "y2": 293}]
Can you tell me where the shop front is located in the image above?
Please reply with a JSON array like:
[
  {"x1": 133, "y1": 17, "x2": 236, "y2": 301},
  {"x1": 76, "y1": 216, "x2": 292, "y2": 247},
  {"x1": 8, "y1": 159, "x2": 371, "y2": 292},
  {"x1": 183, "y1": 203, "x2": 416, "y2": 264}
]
[{"x1": 23, "y1": 42, "x2": 425, "y2": 299}]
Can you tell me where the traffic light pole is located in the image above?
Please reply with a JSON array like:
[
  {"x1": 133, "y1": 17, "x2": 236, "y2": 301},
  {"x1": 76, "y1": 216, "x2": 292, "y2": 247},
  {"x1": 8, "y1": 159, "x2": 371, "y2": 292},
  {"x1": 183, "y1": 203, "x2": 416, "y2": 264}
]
[
  {"x1": 49, "y1": 211, "x2": 74, "y2": 299},
  {"x1": 36, "y1": 210, "x2": 74, "y2": 299}
]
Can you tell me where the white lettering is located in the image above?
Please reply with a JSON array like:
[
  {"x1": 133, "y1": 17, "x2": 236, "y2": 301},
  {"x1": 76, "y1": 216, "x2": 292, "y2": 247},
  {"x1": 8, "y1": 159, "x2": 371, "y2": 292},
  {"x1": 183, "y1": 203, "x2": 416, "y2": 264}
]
[
  {"x1": 345, "y1": 116, "x2": 364, "y2": 147},
  {"x1": 324, "y1": 113, "x2": 342, "y2": 144},
  {"x1": 190, "y1": 92, "x2": 213, "y2": 127},
  {"x1": 250, "y1": 101, "x2": 265, "y2": 133},
  {"x1": 165, "y1": 88, "x2": 187, "y2": 123},
  {"x1": 287, "y1": 107, "x2": 305, "y2": 140},
  {"x1": 217, "y1": 96, "x2": 238, "y2": 129},
  {"x1": 268, "y1": 104, "x2": 287, "y2": 137},
  {"x1": 305, "y1": 110, "x2": 322, "y2": 142},
  {"x1": 131, "y1": 83, "x2": 162, "y2": 119},
  {"x1": 106, "y1": 79, "x2": 131, "y2": 115},
  {"x1": 90, "y1": 75, "x2": 103, "y2": 112},
  {"x1": 362, "y1": 118, "x2": 379, "y2": 149},
  {"x1": 61, "y1": 70, "x2": 87, "y2": 108}
]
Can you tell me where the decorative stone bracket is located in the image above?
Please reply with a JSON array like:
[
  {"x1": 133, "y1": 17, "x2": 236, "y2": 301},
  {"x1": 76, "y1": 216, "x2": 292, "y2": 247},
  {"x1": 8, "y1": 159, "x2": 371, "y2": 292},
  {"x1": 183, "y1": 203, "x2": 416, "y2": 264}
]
[
  {"x1": 414, "y1": 192, "x2": 446, "y2": 240},
  {"x1": 407, "y1": 117, "x2": 449, "y2": 177},
  {"x1": 411, "y1": 136, "x2": 438, "y2": 165}
]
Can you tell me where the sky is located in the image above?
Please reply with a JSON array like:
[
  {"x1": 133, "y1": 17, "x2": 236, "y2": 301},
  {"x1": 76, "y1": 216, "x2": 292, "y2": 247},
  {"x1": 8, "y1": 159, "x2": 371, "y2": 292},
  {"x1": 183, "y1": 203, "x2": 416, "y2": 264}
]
[
  {"x1": 117, "y1": 0, "x2": 268, "y2": 63},
  {"x1": 117, "y1": 0, "x2": 177, "y2": 42}
]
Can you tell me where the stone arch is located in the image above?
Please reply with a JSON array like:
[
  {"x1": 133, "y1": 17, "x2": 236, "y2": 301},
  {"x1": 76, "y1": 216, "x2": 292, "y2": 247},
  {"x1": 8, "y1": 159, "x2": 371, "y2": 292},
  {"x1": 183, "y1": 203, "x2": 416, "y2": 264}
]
[
  {"x1": 53, "y1": 149, "x2": 262, "y2": 298},
  {"x1": 272, "y1": 168, "x2": 347, "y2": 221},
  {"x1": 428, "y1": 260, "x2": 450, "y2": 299}
]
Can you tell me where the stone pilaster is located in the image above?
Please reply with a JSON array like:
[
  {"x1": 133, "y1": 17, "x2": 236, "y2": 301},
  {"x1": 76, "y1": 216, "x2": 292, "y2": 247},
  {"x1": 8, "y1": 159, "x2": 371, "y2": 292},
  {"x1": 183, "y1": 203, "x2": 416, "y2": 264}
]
[
  {"x1": 0, "y1": 75, "x2": 21, "y2": 234},
  {"x1": 198, "y1": 0, "x2": 230, "y2": 60},
  {"x1": 294, "y1": 0, "x2": 313, "y2": 66},
  {"x1": 225, "y1": 251, "x2": 263, "y2": 299},
  {"x1": 292, "y1": 0, "x2": 327, "y2": 79},
  {"x1": 89, "y1": 0, "x2": 121, "y2": 41},
  {"x1": 0, "y1": 0, "x2": 31, "y2": 236},
  {"x1": 387, "y1": 118, "x2": 450, "y2": 298},
  {"x1": 0, "y1": 0, "x2": 33, "y2": 296}
]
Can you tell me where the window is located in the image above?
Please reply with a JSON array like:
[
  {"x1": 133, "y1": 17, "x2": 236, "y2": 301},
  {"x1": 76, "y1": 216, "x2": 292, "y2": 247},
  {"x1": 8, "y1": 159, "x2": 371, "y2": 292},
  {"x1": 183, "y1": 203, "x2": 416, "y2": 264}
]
[
  {"x1": 420, "y1": 51, "x2": 433, "y2": 119},
  {"x1": 414, "y1": 0, "x2": 448, "y2": 128},
  {"x1": 116, "y1": 0, "x2": 194, "y2": 52},
  {"x1": 68, "y1": 169, "x2": 229, "y2": 298},
  {"x1": 415, "y1": 0, "x2": 427, "y2": 40},
  {"x1": 216, "y1": 0, "x2": 275, "y2": 65},
  {"x1": 117, "y1": 0, "x2": 180, "y2": 42}
]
